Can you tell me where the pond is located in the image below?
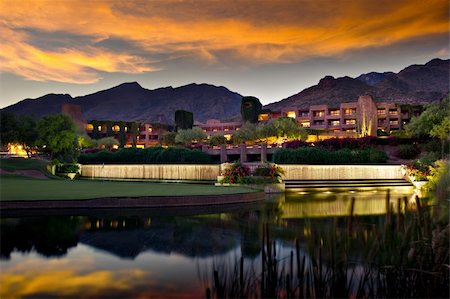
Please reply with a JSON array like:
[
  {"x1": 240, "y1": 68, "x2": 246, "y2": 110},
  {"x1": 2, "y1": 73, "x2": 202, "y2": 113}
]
[{"x1": 1, "y1": 187, "x2": 448, "y2": 298}]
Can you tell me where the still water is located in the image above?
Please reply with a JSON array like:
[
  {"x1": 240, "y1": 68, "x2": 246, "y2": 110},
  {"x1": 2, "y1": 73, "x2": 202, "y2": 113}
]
[{"x1": 1, "y1": 187, "x2": 417, "y2": 298}]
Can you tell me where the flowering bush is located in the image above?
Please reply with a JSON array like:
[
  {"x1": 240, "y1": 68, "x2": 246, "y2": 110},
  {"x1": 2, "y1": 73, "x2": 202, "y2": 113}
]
[
  {"x1": 221, "y1": 162, "x2": 250, "y2": 184},
  {"x1": 406, "y1": 160, "x2": 431, "y2": 181},
  {"x1": 220, "y1": 162, "x2": 285, "y2": 184},
  {"x1": 254, "y1": 163, "x2": 285, "y2": 183}
]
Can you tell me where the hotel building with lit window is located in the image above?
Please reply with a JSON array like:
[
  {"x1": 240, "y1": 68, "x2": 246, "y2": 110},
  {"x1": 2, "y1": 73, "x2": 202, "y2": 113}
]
[
  {"x1": 259, "y1": 95, "x2": 422, "y2": 136},
  {"x1": 195, "y1": 119, "x2": 242, "y2": 141}
]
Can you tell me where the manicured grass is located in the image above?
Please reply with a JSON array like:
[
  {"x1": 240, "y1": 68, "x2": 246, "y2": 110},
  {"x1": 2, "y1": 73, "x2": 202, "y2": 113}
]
[
  {"x1": 0, "y1": 158, "x2": 49, "y2": 171},
  {"x1": 0, "y1": 176, "x2": 257, "y2": 201}
]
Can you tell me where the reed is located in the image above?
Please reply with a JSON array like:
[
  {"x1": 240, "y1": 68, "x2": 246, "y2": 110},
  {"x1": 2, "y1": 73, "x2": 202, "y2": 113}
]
[{"x1": 203, "y1": 192, "x2": 449, "y2": 298}]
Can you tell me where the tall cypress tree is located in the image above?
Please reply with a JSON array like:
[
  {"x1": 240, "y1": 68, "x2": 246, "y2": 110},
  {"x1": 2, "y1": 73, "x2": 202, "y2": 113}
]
[{"x1": 241, "y1": 96, "x2": 262, "y2": 123}]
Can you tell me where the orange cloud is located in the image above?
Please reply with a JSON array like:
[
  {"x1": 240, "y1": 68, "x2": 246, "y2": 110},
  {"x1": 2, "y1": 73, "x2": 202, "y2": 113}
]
[{"x1": 0, "y1": 0, "x2": 448, "y2": 83}]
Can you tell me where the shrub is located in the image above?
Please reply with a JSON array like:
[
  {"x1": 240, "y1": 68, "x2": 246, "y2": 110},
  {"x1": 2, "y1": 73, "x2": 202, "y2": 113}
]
[
  {"x1": 396, "y1": 144, "x2": 420, "y2": 159},
  {"x1": 221, "y1": 162, "x2": 250, "y2": 184},
  {"x1": 315, "y1": 137, "x2": 376, "y2": 150},
  {"x1": 78, "y1": 147, "x2": 212, "y2": 164},
  {"x1": 253, "y1": 163, "x2": 285, "y2": 183},
  {"x1": 272, "y1": 147, "x2": 388, "y2": 164},
  {"x1": 283, "y1": 139, "x2": 309, "y2": 149},
  {"x1": 56, "y1": 163, "x2": 80, "y2": 173}
]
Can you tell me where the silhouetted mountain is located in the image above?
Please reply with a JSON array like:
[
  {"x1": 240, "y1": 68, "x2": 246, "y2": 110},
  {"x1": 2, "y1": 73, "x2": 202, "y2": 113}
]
[
  {"x1": 266, "y1": 58, "x2": 449, "y2": 111},
  {"x1": 266, "y1": 75, "x2": 377, "y2": 110},
  {"x1": 356, "y1": 72, "x2": 395, "y2": 86},
  {"x1": 3, "y1": 59, "x2": 448, "y2": 120},
  {"x1": 1, "y1": 82, "x2": 242, "y2": 123}
]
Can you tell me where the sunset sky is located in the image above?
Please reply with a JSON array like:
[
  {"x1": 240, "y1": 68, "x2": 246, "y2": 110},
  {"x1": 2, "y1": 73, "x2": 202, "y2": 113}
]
[{"x1": 0, "y1": 0, "x2": 448, "y2": 108}]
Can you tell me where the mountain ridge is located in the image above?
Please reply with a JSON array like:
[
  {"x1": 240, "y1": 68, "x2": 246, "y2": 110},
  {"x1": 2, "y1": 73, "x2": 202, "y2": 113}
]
[
  {"x1": 265, "y1": 58, "x2": 449, "y2": 111},
  {"x1": 2, "y1": 58, "x2": 448, "y2": 122}
]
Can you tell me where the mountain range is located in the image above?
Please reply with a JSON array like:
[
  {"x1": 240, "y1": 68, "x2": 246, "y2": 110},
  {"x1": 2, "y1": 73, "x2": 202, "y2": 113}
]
[
  {"x1": 2, "y1": 58, "x2": 448, "y2": 123},
  {"x1": 265, "y1": 58, "x2": 449, "y2": 111}
]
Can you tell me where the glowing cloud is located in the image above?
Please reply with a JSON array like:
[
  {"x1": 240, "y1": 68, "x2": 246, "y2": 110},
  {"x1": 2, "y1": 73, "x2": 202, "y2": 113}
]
[{"x1": 0, "y1": 0, "x2": 448, "y2": 83}]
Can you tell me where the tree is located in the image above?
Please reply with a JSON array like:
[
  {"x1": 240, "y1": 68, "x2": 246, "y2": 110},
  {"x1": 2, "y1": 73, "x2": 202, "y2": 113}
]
[
  {"x1": 96, "y1": 137, "x2": 120, "y2": 150},
  {"x1": 406, "y1": 95, "x2": 450, "y2": 158},
  {"x1": 0, "y1": 113, "x2": 38, "y2": 157},
  {"x1": 241, "y1": 96, "x2": 262, "y2": 123},
  {"x1": 0, "y1": 113, "x2": 19, "y2": 146},
  {"x1": 161, "y1": 132, "x2": 177, "y2": 146},
  {"x1": 273, "y1": 117, "x2": 307, "y2": 141},
  {"x1": 406, "y1": 96, "x2": 450, "y2": 138},
  {"x1": 256, "y1": 121, "x2": 278, "y2": 143},
  {"x1": 77, "y1": 134, "x2": 97, "y2": 149},
  {"x1": 233, "y1": 122, "x2": 257, "y2": 144},
  {"x1": 37, "y1": 114, "x2": 77, "y2": 162},
  {"x1": 209, "y1": 134, "x2": 228, "y2": 146},
  {"x1": 175, "y1": 110, "x2": 194, "y2": 131},
  {"x1": 175, "y1": 127, "x2": 207, "y2": 145}
]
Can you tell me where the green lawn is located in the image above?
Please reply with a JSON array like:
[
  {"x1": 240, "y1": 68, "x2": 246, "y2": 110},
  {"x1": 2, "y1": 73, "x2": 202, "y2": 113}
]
[
  {"x1": 0, "y1": 176, "x2": 257, "y2": 201},
  {"x1": 0, "y1": 158, "x2": 49, "y2": 171}
]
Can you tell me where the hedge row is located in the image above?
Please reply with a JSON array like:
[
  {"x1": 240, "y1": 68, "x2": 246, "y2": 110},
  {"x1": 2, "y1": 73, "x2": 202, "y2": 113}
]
[
  {"x1": 78, "y1": 147, "x2": 212, "y2": 164},
  {"x1": 284, "y1": 136, "x2": 420, "y2": 150},
  {"x1": 273, "y1": 147, "x2": 388, "y2": 164}
]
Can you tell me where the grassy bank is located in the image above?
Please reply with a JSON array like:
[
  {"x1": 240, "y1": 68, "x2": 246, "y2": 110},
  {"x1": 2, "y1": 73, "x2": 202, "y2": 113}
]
[{"x1": 0, "y1": 176, "x2": 257, "y2": 201}]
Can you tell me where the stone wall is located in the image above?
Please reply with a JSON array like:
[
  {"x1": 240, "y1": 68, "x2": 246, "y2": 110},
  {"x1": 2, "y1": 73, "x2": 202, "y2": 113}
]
[{"x1": 81, "y1": 164, "x2": 220, "y2": 181}]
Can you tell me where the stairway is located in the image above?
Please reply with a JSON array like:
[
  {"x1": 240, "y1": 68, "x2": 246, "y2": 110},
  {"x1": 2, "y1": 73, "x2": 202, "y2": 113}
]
[{"x1": 285, "y1": 179, "x2": 413, "y2": 192}]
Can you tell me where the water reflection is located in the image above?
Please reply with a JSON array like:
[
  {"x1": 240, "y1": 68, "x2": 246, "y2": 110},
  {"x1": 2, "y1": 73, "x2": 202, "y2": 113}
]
[{"x1": 2, "y1": 187, "x2": 439, "y2": 298}]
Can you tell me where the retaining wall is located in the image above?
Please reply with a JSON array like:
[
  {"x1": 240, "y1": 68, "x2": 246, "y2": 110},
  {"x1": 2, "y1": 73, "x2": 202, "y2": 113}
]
[
  {"x1": 281, "y1": 164, "x2": 404, "y2": 180},
  {"x1": 81, "y1": 164, "x2": 404, "y2": 181},
  {"x1": 81, "y1": 164, "x2": 220, "y2": 181}
]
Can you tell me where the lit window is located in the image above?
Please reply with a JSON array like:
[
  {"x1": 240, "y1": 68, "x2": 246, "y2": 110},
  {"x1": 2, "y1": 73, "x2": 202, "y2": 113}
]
[
  {"x1": 258, "y1": 113, "x2": 269, "y2": 121},
  {"x1": 98, "y1": 125, "x2": 102, "y2": 131},
  {"x1": 329, "y1": 110, "x2": 340, "y2": 116},
  {"x1": 390, "y1": 120, "x2": 399, "y2": 125},
  {"x1": 124, "y1": 126, "x2": 128, "y2": 132},
  {"x1": 112, "y1": 125, "x2": 120, "y2": 132},
  {"x1": 236, "y1": 127, "x2": 240, "y2": 131},
  {"x1": 224, "y1": 134, "x2": 232, "y2": 141},
  {"x1": 344, "y1": 109, "x2": 355, "y2": 116},
  {"x1": 112, "y1": 145, "x2": 119, "y2": 150},
  {"x1": 286, "y1": 111, "x2": 296, "y2": 118},
  {"x1": 224, "y1": 128, "x2": 229, "y2": 131},
  {"x1": 330, "y1": 120, "x2": 340, "y2": 126},
  {"x1": 389, "y1": 110, "x2": 398, "y2": 116},
  {"x1": 136, "y1": 145, "x2": 145, "y2": 149},
  {"x1": 300, "y1": 122, "x2": 310, "y2": 128},
  {"x1": 203, "y1": 129, "x2": 207, "y2": 132},
  {"x1": 345, "y1": 119, "x2": 356, "y2": 125},
  {"x1": 86, "y1": 124, "x2": 94, "y2": 131},
  {"x1": 377, "y1": 109, "x2": 385, "y2": 115},
  {"x1": 313, "y1": 111, "x2": 324, "y2": 117},
  {"x1": 213, "y1": 128, "x2": 218, "y2": 132}
]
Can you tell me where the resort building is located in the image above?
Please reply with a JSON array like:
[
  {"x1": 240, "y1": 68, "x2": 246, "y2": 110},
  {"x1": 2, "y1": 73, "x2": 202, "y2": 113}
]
[
  {"x1": 85, "y1": 121, "x2": 167, "y2": 148},
  {"x1": 260, "y1": 95, "x2": 422, "y2": 136},
  {"x1": 195, "y1": 119, "x2": 242, "y2": 140}
]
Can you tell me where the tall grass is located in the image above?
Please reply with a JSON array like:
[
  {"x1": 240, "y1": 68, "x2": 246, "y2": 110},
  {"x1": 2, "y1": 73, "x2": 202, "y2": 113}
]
[{"x1": 204, "y1": 194, "x2": 449, "y2": 298}]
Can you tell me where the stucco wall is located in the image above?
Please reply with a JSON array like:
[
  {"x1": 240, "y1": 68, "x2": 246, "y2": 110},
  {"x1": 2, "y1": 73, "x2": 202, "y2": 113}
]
[
  {"x1": 81, "y1": 164, "x2": 221, "y2": 181},
  {"x1": 81, "y1": 164, "x2": 404, "y2": 181},
  {"x1": 281, "y1": 164, "x2": 403, "y2": 180}
]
